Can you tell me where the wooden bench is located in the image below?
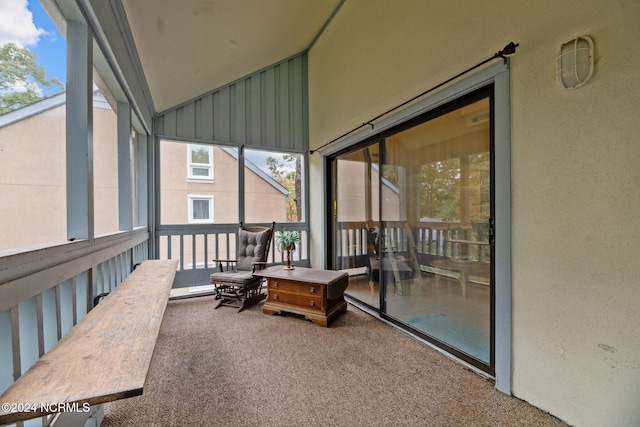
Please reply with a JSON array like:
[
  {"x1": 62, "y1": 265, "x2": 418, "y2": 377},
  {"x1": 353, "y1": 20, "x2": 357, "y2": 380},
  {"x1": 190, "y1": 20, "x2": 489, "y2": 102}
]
[{"x1": 0, "y1": 259, "x2": 178, "y2": 425}]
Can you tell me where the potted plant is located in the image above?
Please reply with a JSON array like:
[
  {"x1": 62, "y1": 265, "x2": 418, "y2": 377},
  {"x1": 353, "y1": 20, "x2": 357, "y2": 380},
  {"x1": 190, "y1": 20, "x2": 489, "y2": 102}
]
[{"x1": 275, "y1": 230, "x2": 301, "y2": 270}]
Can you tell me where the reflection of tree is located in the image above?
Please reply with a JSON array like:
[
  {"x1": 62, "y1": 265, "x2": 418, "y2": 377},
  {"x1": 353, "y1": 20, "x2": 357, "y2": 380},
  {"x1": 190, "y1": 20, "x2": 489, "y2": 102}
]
[
  {"x1": 191, "y1": 146, "x2": 209, "y2": 163},
  {"x1": 420, "y1": 159, "x2": 460, "y2": 220},
  {"x1": 267, "y1": 154, "x2": 301, "y2": 222},
  {"x1": 418, "y1": 153, "x2": 490, "y2": 223},
  {"x1": 381, "y1": 165, "x2": 398, "y2": 186},
  {"x1": 469, "y1": 153, "x2": 490, "y2": 220}
]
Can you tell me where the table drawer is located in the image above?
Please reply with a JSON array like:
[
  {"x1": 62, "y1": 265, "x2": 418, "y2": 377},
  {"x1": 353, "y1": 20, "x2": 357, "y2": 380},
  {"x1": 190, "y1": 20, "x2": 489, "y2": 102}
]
[
  {"x1": 267, "y1": 291, "x2": 324, "y2": 311},
  {"x1": 267, "y1": 279, "x2": 324, "y2": 296}
]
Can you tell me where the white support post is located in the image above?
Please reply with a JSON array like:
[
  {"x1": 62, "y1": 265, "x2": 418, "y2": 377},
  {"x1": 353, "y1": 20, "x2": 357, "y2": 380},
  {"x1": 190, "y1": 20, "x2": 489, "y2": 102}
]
[
  {"x1": 118, "y1": 101, "x2": 133, "y2": 231},
  {"x1": 66, "y1": 20, "x2": 94, "y2": 242},
  {"x1": 493, "y1": 65, "x2": 512, "y2": 395},
  {"x1": 137, "y1": 133, "x2": 148, "y2": 227}
]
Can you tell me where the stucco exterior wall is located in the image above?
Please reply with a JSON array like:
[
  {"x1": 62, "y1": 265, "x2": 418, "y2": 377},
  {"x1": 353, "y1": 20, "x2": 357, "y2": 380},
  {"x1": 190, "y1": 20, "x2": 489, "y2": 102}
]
[
  {"x1": 244, "y1": 169, "x2": 288, "y2": 224},
  {"x1": 336, "y1": 160, "x2": 401, "y2": 222},
  {"x1": 160, "y1": 143, "x2": 241, "y2": 224},
  {"x1": 159, "y1": 144, "x2": 287, "y2": 225},
  {"x1": 307, "y1": 1, "x2": 640, "y2": 426},
  {"x1": 0, "y1": 104, "x2": 119, "y2": 252},
  {"x1": 93, "y1": 107, "x2": 119, "y2": 236},
  {"x1": 0, "y1": 106, "x2": 66, "y2": 251},
  {"x1": 158, "y1": 143, "x2": 287, "y2": 265}
]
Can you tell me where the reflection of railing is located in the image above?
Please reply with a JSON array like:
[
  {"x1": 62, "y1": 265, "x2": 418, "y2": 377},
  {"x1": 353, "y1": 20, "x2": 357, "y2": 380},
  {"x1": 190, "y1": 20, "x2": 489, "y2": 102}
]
[
  {"x1": 335, "y1": 221, "x2": 369, "y2": 269},
  {"x1": 157, "y1": 223, "x2": 310, "y2": 287},
  {"x1": 336, "y1": 221, "x2": 490, "y2": 270},
  {"x1": 417, "y1": 225, "x2": 490, "y2": 262}
]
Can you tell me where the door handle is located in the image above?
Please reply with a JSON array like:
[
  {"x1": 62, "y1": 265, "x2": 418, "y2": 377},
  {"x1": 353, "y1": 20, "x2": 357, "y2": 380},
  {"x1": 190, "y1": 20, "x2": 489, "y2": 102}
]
[{"x1": 488, "y1": 218, "x2": 495, "y2": 245}]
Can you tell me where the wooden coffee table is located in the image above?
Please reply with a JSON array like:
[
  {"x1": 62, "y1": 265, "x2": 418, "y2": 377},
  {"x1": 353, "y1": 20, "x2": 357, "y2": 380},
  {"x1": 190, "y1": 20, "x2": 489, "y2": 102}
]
[{"x1": 256, "y1": 266, "x2": 349, "y2": 327}]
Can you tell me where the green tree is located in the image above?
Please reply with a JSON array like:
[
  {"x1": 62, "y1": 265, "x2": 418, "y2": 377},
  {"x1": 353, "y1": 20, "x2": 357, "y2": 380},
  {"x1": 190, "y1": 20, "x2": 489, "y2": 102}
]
[
  {"x1": 267, "y1": 154, "x2": 302, "y2": 222},
  {"x1": 0, "y1": 43, "x2": 64, "y2": 115},
  {"x1": 419, "y1": 158, "x2": 460, "y2": 220}
]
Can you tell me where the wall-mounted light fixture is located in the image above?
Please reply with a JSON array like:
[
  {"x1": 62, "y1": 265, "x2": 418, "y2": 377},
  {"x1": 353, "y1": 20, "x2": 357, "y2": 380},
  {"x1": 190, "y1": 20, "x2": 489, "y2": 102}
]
[{"x1": 557, "y1": 35, "x2": 594, "y2": 89}]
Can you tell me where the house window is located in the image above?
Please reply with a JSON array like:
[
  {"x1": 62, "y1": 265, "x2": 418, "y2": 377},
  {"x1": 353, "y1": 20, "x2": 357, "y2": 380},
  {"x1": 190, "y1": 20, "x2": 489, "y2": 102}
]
[
  {"x1": 188, "y1": 195, "x2": 214, "y2": 223},
  {"x1": 188, "y1": 144, "x2": 213, "y2": 181}
]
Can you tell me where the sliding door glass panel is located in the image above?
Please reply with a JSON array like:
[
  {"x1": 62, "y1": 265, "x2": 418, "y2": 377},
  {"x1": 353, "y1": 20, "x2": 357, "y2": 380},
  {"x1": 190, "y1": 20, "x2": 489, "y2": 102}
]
[
  {"x1": 334, "y1": 145, "x2": 380, "y2": 309},
  {"x1": 382, "y1": 97, "x2": 491, "y2": 364}
]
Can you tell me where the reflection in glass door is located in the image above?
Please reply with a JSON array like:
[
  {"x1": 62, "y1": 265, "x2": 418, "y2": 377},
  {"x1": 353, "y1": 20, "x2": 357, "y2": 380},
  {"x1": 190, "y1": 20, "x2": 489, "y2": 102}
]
[
  {"x1": 332, "y1": 144, "x2": 380, "y2": 308},
  {"x1": 381, "y1": 94, "x2": 492, "y2": 366},
  {"x1": 331, "y1": 88, "x2": 494, "y2": 371}
]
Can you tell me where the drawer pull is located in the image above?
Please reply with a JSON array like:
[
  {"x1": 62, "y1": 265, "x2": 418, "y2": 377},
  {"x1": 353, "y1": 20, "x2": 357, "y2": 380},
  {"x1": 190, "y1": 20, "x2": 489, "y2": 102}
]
[
  {"x1": 310, "y1": 300, "x2": 316, "y2": 307},
  {"x1": 273, "y1": 281, "x2": 279, "y2": 287},
  {"x1": 273, "y1": 294, "x2": 279, "y2": 300},
  {"x1": 310, "y1": 287, "x2": 315, "y2": 293}
]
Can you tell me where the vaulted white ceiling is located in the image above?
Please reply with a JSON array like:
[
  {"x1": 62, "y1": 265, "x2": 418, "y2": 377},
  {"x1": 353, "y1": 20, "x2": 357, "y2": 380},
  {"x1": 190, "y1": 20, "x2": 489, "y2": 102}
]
[{"x1": 121, "y1": 0, "x2": 342, "y2": 113}]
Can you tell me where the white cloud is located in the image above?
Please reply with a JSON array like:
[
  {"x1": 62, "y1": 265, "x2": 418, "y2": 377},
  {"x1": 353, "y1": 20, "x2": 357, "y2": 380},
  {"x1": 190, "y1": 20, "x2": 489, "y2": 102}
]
[
  {"x1": 0, "y1": 79, "x2": 42, "y2": 97},
  {"x1": 0, "y1": 0, "x2": 45, "y2": 47}
]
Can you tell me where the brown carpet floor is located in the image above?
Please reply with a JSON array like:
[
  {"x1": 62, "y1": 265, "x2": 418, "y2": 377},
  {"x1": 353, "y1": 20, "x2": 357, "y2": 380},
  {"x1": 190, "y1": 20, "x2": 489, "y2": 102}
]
[{"x1": 102, "y1": 296, "x2": 566, "y2": 427}]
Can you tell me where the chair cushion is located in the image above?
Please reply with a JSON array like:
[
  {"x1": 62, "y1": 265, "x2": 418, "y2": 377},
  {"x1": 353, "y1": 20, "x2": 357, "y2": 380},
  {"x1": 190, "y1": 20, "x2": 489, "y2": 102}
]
[
  {"x1": 210, "y1": 270, "x2": 256, "y2": 285},
  {"x1": 236, "y1": 227, "x2": 271, "y2": 271}
]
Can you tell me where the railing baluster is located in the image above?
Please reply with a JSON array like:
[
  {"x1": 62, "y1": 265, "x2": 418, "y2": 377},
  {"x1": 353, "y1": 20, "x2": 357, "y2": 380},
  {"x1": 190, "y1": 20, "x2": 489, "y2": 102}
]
[
  {"x1": 116, "y1": 253, "x2": 122, "y2": 284},
  {"x1": 41, "y1": 288, "x2": 57, "y2": 354},
  {"x1": 11, "y1": 305, "x2": 21, "y2": 381},
  {"x1": 192, "y1": 234, "x2": 197, "y2": 270},
  {"x1": 101, "y1": 260, "x2": 107, "y2": 292},
  {"x1": 71, "y1": 276, "x2": 78, "y2": 326},
  {"x1": 112, "y1": 256, "x2": 118, "y2": 290},
  {"x1": 112, "y1": 255, "x2": 118, "y2": 286},
  {"x1": 96, "y1": 263, "x2": 102, "y2": 296},
  {"x1": 36, "y1": 294, "x2": 44, "y2": 357},
  {"x1": 179, "y1": 235, "x2": 185, "y2": 271},
  {"x1": 103, "y1": 261, "x2": 108, "y2": 293},
  {"x1": 76, "y1": 273, "x2": 88, "y2": 323},
  {"x1": 204, "y1": 233, "x2": 209, "y2": 268},
  {"x1": 215, "y1": 232, "x2": 220, "y2": 266},
  {"x1": 106, "y1": 259, "x2": 111, "y2": 292},
  {"x1": 60, "y1": 280, "x2": 73, "y2": 337},
  {"x1": 55, "y1": 284, "x2": 62, "y2": 341},
  {"x1": 18, "y1": 298, "x2": 39, "y2": 376},
  {"x1": 0, "y1": 309, "x2": 14, "y2": 394},
  {"x1": 109, "y1": 258, "x2": 114, "y2": 291}
]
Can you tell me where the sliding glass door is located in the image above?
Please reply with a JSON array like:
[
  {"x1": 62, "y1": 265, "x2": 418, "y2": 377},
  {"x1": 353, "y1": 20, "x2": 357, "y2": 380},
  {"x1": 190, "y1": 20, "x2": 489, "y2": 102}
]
[
  {"x1": 381, "y1": 92, "x2": 492, "y2": 367},
  {"x1": 332, "y1": 144, "x2": 380, "y2": 308},
  {"x1": 331, "y1": 87, "x2": 494, "y2": 372}
]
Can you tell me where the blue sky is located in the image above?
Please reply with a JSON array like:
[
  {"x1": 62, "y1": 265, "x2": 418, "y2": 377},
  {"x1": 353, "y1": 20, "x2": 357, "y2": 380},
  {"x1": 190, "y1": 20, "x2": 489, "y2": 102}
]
[
  {"x1": 0, "y1": 0, "x2": 66, "y2": 96},
  {"x1": 28, "y1": 0, "x2": 66, "y2": 91}
]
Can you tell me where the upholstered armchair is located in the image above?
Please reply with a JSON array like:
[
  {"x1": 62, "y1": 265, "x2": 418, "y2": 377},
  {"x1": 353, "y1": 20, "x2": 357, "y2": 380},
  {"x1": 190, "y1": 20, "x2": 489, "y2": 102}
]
[{"x1": 210, "y1": 222, "x2": 275, "y2": 312}]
